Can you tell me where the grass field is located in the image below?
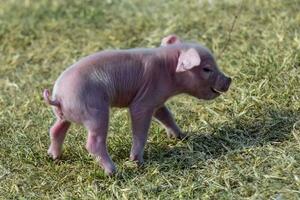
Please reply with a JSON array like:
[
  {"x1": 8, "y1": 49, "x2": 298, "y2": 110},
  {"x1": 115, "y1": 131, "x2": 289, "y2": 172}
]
[{"x1": 1, "y1": 0, "x2": 300, "y2": 199}]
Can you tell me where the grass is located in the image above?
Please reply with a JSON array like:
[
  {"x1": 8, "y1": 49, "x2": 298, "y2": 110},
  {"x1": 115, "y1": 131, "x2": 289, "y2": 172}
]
[{"x1": 0, "y1": 0, "x2": 300, "y2": 199}]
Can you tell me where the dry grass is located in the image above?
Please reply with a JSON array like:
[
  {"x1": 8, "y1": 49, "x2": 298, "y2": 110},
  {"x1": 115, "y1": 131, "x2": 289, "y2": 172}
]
[{"x1": 1, "y1": 0, "x2": 300, "y2": 199}]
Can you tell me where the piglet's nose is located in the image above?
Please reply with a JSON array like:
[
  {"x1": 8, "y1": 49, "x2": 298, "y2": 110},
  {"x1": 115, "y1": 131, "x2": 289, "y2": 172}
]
[
  {"x1": 227, "y1": 77, "x2": 232, "y2": 86},
  {"x1": 222, "y1": 76, "x2": 232, "y2": 92}
]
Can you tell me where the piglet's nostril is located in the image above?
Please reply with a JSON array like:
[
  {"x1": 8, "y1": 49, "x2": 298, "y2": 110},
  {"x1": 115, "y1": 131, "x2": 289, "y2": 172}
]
[
  {"x1": 218, "y1": 76, "x2": 231, "y2": 92},
  {"x1": 227, "y1": 77, "x2": 232, "y2": 86},
  {"x1": 223, "y1": 77, "x2": 232, "y2": 92}
]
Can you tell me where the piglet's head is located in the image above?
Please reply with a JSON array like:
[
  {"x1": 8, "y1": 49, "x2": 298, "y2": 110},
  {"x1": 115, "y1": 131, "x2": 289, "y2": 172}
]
[
  {"x1": 175, "y1": 46, "x2": 232, "y2": 100},
  {"x1": 162, "y1": 35, "x2": 232, "y2": 100}
]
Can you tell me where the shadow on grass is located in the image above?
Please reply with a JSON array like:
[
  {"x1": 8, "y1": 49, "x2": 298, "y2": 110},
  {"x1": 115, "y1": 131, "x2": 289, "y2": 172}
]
[
  {"x1": 145, "y1": 107, "x2": 300, "y2": 170},
  {"x1": 53, "y1": 107, "x2": 299, "y2": 177}
]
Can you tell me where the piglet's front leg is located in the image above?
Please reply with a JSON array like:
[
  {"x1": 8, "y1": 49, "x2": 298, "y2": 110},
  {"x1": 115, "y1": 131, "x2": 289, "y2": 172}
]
[
  {"x1": 129, "y1": 106, "x2": 154, "y2": 165},
  {"x1": 153, "y1": 105, "x2": 187, "y2": 139}
]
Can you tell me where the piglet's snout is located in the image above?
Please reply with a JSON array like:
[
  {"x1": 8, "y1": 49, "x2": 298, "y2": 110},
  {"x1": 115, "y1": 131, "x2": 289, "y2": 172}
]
[
  {"x1": 215, "y1": 75, "x2": 232, "y2": 93},
  {"x1": 223, "y1": 76, "x2": 232, "y2": 92}
]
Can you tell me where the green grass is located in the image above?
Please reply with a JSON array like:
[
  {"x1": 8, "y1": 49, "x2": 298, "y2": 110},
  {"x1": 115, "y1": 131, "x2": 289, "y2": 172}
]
[{"x1": 1, "y1": 0, "x2": 300, "y2": 199}]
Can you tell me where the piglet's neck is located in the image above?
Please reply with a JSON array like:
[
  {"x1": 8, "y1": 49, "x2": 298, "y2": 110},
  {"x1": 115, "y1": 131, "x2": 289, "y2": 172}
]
[
  {"x1": 160, "y1": 48, "x2": 186, "y2": 96},
  {"x1": 162, "y1": 48, "x2": 180, "y2": 74}
]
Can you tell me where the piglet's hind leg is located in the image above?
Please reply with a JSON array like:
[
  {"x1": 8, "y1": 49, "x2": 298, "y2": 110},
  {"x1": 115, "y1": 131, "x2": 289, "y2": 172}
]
[
  {"x1": 84, "y1": 107, "x2": 116, "y2": 175},
  {"x1": 48, "y1": 120, "x2": 71, "y2": 160}
]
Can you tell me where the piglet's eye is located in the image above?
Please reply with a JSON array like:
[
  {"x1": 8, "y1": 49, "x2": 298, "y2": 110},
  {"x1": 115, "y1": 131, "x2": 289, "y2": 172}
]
[{"x1": 203, "y1": 67, "x2": 211, "y2": 72}]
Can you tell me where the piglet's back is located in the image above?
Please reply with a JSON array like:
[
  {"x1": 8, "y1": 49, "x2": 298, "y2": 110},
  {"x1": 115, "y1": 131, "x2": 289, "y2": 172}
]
[{"x1": 52, "y1": 50, "x2": 148, "y2": 114}]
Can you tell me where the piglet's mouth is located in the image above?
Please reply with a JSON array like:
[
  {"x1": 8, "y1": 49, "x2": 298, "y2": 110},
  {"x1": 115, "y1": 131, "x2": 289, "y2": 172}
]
[{"x1": 211, "y1": 87, "x2": 223, "y2": 94}]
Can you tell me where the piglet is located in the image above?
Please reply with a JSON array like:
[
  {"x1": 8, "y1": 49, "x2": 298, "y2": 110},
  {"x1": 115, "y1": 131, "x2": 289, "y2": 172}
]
[{"x1": 44, "y1": 35, "x2": 231, "y2": 175}]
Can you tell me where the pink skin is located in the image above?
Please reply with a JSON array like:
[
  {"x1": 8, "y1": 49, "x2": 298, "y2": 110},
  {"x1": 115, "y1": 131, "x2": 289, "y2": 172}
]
[
  {"x1": 47, "y1": 120, "x2": 70, "y2": 159},
  {"x1": 44, "y1": 35, "x2": 231, "y2": 175},
  {"x1": 160, "y1": 34, "x2": 182, "y2": 46}
]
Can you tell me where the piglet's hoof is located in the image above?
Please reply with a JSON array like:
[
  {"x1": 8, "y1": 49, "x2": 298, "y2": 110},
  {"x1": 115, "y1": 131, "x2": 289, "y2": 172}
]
[
  {"x1": 130, "y1": 154, "x2": 144, "y2": 167},
  {"x1": 47, "y1": 147, "x2": 61, "y2": 160},
  {"x1": 167, "y1": 130, "x2": 188, "y2": 140},
  {"x1": 100, "y1": 162, "x2": 117, "y2": 176},
  {"x1": 104, "y1": 167, "x2": 116, "y2": 176},
  {"x1": 178, "y1": 133, "x2": 189, "y2": 140}
]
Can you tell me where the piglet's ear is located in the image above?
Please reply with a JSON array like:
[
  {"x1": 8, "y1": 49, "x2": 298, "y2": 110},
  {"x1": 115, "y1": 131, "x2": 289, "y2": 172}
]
[
  {"x1": 161, "y1": 34, "x2": 181, "y2": 46},
  {"x1": 176, "y1": 48, "x2": 201, "y2": 73}
]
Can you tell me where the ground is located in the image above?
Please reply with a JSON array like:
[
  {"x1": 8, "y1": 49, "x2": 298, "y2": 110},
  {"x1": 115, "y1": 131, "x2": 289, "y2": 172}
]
[{"x1": 0, "y1": 0, "x2": 300, "y2": 199}]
